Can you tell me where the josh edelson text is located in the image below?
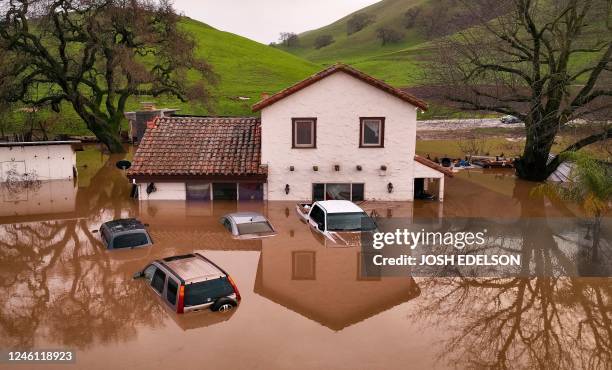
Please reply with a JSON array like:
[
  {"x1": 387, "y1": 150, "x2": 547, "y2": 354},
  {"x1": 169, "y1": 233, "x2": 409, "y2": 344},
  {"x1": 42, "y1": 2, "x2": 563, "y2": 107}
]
[{"x1": 369, "y1": 229, "x2": 521, "y2": 267}]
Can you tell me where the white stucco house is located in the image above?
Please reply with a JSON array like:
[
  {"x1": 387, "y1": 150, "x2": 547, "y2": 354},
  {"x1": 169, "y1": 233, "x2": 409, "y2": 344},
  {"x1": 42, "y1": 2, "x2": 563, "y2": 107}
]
[
  {"x1": 0, "y1": 141, "x2": 82, "y2": 182},
  {"x1": 128, "y1": 64, "x2": 452, "y2": 202}
]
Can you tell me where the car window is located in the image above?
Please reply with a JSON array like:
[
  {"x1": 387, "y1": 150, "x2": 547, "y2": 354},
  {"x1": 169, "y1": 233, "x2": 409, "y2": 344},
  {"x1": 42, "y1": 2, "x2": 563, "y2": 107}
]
[
  {"x1": 326, "y1": 212, "x2": 376, "y2": 231},
  {"x1": 184, "y1": 277, "x2": 233, "y2": 307},
  {"x1": 143, "y1": 265, "x2": 157, "y2": 283},
  {"x1": 236, "y1": 221, "x2": 273, "y2": 235},
  {"x1": 222, "y1": 218, "x2": 232, "y2": 232},
  {"x1": 310, "y1": 205, "x2": 325, "y2": 226},
  {"x1": 151, "y1": 269, "x2": 166, "y2": 294},
  {"x1": 101, "y1": 227, "x2": 111, "y2": 246},
  {"x1": 166, "y1": 278, "x2": 178, "y2": 306},
  {"x1": 112, "y1": 232, "x2": 149, "y2": 249}
]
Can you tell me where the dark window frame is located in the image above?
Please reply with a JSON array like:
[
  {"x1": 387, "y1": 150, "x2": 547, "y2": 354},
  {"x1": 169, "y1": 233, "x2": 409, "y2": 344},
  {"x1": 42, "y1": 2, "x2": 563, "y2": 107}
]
[
  {"x1": 112, "y1": 232, "x2": 150, "y2": 249},
  {"x1": 166, "y1": 277, "x2": 179, "y2": 306},
  {"x1": 359, "y1": 117, "x2": 385, "y2": 148},
  {"x1": 292, "y1": 118, "x2": 317, "y2": 148},
  {"x1": 311, "y1": 183, "x2": 366, "y2": 202}
]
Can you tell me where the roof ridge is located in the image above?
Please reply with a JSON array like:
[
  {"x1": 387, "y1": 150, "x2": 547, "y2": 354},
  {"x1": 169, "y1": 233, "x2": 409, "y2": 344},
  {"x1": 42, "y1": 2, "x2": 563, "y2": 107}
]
[{"x1": 252, "y1": 63, "x2": 427, "y2": 112}]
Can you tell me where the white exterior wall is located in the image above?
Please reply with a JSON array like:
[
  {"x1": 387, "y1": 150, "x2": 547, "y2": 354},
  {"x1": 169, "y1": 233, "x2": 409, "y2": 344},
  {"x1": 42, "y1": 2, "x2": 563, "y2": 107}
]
[
  {"x1": 261, "y1": 72, "x2": 418, "y2": 201},
  {"x1": 413, "y1": 161, "x2": 445, "y2": 179},
  {"x1": 137, "y1": 182, "x2": 186, "y2": 200},
  {"x1": 0, "y1": 145, "x2": 76, "y2": 181}
]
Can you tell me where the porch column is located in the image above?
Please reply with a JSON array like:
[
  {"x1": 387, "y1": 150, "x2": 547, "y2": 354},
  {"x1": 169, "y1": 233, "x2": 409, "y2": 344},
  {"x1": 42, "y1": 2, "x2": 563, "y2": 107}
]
[{"x1": 438, "y1": 176, "x2": 445, "y2": 202}]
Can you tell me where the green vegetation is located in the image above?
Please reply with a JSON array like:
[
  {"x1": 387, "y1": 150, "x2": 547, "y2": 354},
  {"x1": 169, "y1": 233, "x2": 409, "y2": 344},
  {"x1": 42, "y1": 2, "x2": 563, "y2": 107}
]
[
  {"x1": 155, "y1": 19, "x2": 318, "y2": 116},
  {"x1": 4, "y1": 18, "x2": 318, "y2": 137},
  {"x1": 278, "y1": 0, "x2": 605, "y2": 91}
]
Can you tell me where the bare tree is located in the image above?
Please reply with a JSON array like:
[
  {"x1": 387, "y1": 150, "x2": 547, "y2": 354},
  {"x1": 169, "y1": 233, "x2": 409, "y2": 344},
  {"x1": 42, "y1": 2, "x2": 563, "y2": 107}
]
[
  {"x1": 376, "y1": 27, "x2": 404, "y2": 46},
  {"x1": 426, "y1": 0, "x2": 612, "y2": 180},
  {"x1": 279, "y1": 32, "x2": 299, "y2": 47},
  {"x1": 403, "y1": 7, "x2": 422, "y2": 29},
  {"x1": 347, "y1": 13, "x2": 375, "y2": 35},
  {"x1": 0, "y1": 0, "x2": 216, "y2": 153}
]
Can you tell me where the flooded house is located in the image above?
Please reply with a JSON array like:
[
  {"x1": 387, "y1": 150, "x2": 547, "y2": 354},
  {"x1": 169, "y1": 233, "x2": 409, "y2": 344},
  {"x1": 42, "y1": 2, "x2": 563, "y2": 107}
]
[
  {"x1": 127, "y1": 64, "x2": 452, "y2": 202},
  {"x1": 0, "y1": 140, "x2": 82, "y2": 182},
  {"x1": 124, "y1": 102, "x2": 179, "y2": 143}
]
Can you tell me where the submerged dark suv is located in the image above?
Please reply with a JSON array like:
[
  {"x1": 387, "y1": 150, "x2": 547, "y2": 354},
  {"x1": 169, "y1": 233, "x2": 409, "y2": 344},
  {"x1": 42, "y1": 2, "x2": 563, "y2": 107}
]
[
  {"x1": 100, "y1": 218, "x2": 153, "y2": 250},
  {"x1": 134, "y1": 253, "x2": 241, "y2": 313}
]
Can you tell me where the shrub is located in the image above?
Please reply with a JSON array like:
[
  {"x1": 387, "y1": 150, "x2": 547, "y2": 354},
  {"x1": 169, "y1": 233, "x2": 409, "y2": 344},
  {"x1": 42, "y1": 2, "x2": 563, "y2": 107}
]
[
  {"x1": 347, "y1": 13, "x2": 375, "y2": 35},
  {"x1": 376, "y1": 27, "x2": 404, "y2": 45},
  {"x1": 279, "y1": 32, "x2": 299, "y2": 47},
  {"x1": 314, "y1": 34, "x2": 335, "y2": 49}
]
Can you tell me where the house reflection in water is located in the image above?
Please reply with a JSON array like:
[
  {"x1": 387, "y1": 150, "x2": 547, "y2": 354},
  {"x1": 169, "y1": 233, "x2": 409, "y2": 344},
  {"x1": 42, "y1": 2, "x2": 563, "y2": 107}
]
[
  {"x1": 254, "y1": 203, "x2": 421, "y2": 331},
  {"x1": 0, "y1": 179, "x2": 77, "y2": 221}
]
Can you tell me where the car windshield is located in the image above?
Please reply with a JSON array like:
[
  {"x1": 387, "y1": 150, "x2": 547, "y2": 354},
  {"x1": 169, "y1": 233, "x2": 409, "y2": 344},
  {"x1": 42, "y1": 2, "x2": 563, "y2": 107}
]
[
  {"x1": 184, "y1": 277, "x2": 234, "y2": 307},
  {"x1": 326, "y1": 212, "x2": 376, "y2": 231},
  {"x1": 236, "y1": 221, "x2": 274, "y2": 235}
]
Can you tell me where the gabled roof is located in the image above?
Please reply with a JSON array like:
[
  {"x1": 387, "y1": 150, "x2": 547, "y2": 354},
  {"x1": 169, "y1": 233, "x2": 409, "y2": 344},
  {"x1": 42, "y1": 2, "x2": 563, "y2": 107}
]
[
  {"x1": 414, "y1": 155, "x2": 454, "y2": 177},
  {"x1": 127, "y1": 116, "x2": 266, "y2": 179},
  {"x1": 252, "y1": 63, "x2": 428, "y2": 112}
]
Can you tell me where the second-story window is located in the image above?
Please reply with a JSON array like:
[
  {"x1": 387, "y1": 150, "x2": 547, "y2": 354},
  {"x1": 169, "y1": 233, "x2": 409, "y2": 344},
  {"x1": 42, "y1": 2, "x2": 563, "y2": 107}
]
[
  {"x1": 360, "y1": 117, "x2": 385, "y2": 148},
  {"x1": 292, "y1": 118, "x2": 317, "y2": 148}
]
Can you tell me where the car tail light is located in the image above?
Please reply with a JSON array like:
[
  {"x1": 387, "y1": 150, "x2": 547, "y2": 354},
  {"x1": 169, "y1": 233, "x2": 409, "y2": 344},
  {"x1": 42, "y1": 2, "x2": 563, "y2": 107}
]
[
  {"x1": 177, "y1": 285, "x2": 185, "y2": 313},
  {"x1": 227, "y1": 275, "x2": 241, "y2": 301}
]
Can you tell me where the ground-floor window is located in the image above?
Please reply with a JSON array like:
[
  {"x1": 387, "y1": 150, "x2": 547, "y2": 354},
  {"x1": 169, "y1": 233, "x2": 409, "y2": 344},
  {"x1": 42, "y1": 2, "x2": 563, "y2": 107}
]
[
  {"x1": 238, "y1": 183, "x2": 264, "y2": 201},
  {"x1": 186, "y1": 182, "x2": 264, "y2": 201},
  {"x1": 213, "y1": 183, "x2": 237, "y2": 200},
  {"x1": 312, "y1": 183, "x2": 365, "y2": 202},
  {"x1": 186, "y1": 182, "x2": 211, "y2": 201}
]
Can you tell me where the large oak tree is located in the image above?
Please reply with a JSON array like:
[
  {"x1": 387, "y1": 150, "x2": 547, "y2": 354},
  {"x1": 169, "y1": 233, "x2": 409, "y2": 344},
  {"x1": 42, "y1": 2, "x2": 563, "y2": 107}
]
[
  {"x1": 0, "y1": 0, "x2": 216, "y2": 153},
  {"x1": 427, "y1": 0, "x2": 611, "y2": 180}
]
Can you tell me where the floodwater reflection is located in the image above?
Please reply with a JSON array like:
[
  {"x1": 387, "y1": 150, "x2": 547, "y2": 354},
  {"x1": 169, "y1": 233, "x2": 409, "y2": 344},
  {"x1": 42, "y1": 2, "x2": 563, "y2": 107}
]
[{"x1": 0, "y1": 146, "x2": 609, "y2": 369}]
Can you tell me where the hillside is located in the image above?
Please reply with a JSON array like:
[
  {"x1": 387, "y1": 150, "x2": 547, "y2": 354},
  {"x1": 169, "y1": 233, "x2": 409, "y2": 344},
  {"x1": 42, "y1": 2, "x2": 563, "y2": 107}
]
[
  {"x1": 174, "y1": 18, "x2": 319, "y2": 115},
  {"x1": 276, "y1": 0, "x2": 501, "y2": 88},
  {"x1": 13, "y1": 18, "x2": 319, "y2": 136}
]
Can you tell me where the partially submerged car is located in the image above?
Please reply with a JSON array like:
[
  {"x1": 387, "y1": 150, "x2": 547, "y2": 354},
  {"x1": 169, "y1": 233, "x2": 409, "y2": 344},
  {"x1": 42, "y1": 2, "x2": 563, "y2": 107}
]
[
  {"x1": 219, "y1": 212, "x2": 276, "y2": 239},
  {"x1": 133, "y1": 253, "x2": 240, "y2": 313},
  {"x1": 500, "y1": 115, "x2": 521, "y2": 124},
  {"x1": 99, "y1": 218, "x2": 153, "y2": 250},
  {"x1": 296, "y1": 200, "x2": 377, "y2": 246}
]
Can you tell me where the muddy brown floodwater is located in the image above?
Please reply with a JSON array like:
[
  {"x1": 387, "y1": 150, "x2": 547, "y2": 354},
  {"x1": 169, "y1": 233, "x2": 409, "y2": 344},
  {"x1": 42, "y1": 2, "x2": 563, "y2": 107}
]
[{"x1": 0, "y1": 146, "x2": 610, "y2": 370}]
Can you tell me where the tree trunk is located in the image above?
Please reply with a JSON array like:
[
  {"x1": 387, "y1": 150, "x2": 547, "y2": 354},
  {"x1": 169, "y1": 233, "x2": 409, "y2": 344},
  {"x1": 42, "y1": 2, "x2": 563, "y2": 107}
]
[
  {"x1": 71, "y1": 99, "x2": 126, "y2": 153},
  {"x1": 91, "y1": 126, "x2": 125, "y2": 153},
  {"x1": 515, "y1": 121, "x2": 558, "y2": 181}
]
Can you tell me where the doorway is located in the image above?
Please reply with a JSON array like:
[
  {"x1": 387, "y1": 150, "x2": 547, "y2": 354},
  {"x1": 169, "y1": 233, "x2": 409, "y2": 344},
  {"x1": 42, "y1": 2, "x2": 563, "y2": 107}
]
[{"x1": 212, "y1": 183, "x2": 237, "y2": 200}]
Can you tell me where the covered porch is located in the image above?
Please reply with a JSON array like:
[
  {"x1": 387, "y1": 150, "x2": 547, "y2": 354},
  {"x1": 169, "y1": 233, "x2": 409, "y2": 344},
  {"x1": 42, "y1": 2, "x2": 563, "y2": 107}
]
[{"x1": 413, "y1": 155, "x2": 454, "y2": 202}]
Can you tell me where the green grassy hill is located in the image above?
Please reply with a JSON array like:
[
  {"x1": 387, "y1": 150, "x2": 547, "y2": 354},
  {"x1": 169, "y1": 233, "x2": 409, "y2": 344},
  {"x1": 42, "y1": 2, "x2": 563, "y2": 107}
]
[
  {"x1": 276, "y1": 0, "x2": 450, "y2": 87},
  {"x1": 9, "y1": 18, "x2": 319, "y2": 136},
  {"x1": 176, "y1": 18, "x2": 318, "y2": 115}
]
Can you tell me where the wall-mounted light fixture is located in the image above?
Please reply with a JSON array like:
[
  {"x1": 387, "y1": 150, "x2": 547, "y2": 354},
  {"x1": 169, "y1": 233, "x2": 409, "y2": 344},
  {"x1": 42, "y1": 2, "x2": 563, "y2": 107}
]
[
  {"x1": 289, "y1": 166, "x2": 295, "y2": 171},
  {"x1": 356, "y1": 165, "x2": 362, "y2": 171},
  {"x1": 313, "y1": 166, "x2": 318, "y2": 171},
  {"x1": 387, "y1": 182, "x2": 394, "y2": 193},
  {"x1": 380, "y1": 165, "x2": 387, "y2": 171},
  {"x1": 285, "y1": 184, "x2": 290, "y2": 194},
  {"x1": 334, "y1": 165, "x2": 340, "y2": 171}
]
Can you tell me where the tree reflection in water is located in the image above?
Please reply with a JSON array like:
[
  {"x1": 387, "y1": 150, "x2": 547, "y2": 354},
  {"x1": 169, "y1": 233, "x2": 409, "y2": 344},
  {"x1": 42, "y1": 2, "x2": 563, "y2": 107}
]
[
  {"x1": 0, "y1": 154, "x2": 164, "y2": 349},
  {"x1": 413, "y1": 186, "x2": 611, "y2": 369}
]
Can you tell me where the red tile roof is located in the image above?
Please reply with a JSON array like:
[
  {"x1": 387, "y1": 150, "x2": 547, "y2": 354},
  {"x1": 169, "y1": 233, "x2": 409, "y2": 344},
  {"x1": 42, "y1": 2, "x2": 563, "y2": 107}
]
[
  {"x1": 252, "y1": 63, "x2": 428, "y2": 112},
  {"x1": 414, "y1": 155, "x2": 454, "y2": 177},
  {"x1": 127, "y1": 116, "x2": 266, "y2": 179}
]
